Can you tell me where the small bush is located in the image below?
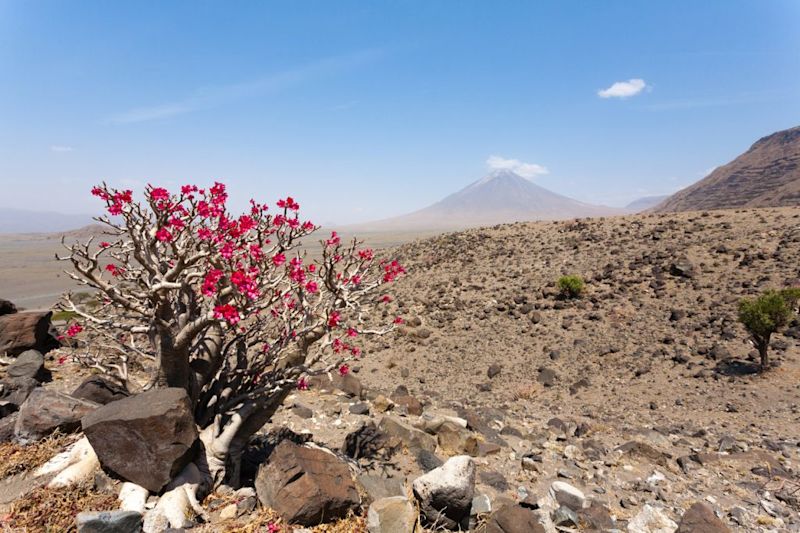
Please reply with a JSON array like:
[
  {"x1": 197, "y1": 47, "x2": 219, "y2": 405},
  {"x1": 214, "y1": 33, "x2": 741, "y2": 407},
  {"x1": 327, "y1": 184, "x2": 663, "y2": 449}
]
[
  {"x1": 558, "y1": 275, "x2": 585, "y2": 299},
  {"x1": 738, "y1": 289, "x2": 796, "y2": 371}
]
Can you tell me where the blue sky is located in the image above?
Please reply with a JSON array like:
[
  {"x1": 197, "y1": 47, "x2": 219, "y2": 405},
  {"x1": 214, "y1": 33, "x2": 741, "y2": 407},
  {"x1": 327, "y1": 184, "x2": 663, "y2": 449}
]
[{"x1": 1, "y1": 1, "x2": 798, "y2": 224}]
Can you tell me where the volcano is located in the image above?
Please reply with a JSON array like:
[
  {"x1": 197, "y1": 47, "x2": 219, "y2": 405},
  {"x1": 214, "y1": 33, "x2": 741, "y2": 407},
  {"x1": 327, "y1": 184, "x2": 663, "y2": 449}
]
[{"x1": 353, "y1": 170, "x2": 621, "y2": 231}]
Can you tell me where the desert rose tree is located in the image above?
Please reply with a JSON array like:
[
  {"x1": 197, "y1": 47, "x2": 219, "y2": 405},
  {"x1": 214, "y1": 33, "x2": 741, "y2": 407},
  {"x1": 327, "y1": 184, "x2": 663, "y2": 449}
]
[{"x1": 57, "y1": 182, "x2": 404, "y2": 489}]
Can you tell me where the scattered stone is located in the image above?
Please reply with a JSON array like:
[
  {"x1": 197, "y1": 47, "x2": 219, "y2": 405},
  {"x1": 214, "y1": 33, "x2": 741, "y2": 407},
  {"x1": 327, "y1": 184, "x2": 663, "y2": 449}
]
[
  {"x1": 389, "y1": 385, "x2": 423, "y2": 416},
  {"x1": 349, "y1": 402, "x2": 370, "y2": 415},
  {"x1": 366, "y1": 496, "x2": 416, "y2": 533},
  {"x1": 379, "y1": 415, "x2": 436, "y2": 453},
  {"x1": 71, "y1": 376, "x2": 129, "y2": 405},
  {"x1": 627, "y1": 504, "x2": 678, "y2": 533},
  {"x1": 436, "y1": 420, "x2": 478, "y2": 456},
  {"x1": 578, "y1": 501, "x2": 616, "y2": 530},
  {"x1": 415, "y1": 448, "x2": 444, "y2": 472},
  {"x1": 412, "y1": 455, "x2": 475, "y2": 530},
  {"x1": 553, "y1": 505, "x2": 580, "y2": 527},
  {"x1": 5, "y1": 349, "x2": 49, "y2": 382},
  {"x1": 255, "y1": 440, "x2": 360, "y2": 526},
  {"x1": 677, "y1": 502, "x2": 731, "y2": 532},
  {"x1": 669, "y1": 259, "x2": 696, "y2": 279},
  {"x1": 0, "y1": 311, "x2": 60, "y2": 356},
  {"x1": 0, "y1": 376, "x2": 38, "y2": 406},
  {"x1": 537, "y1": 367, "x2": 558, "y2": 387},
  {"x1": 82, "y1": 388, "x2": 198, "y2": 492},
  {"x1": 357, "y1": 474, "x2": 405, "y2": 502},
  {"x1": 15, "y1": 387, "x2": 98, "y2": 441},
  {"x1": 484, "y1": 503, "x2": 545, "y2": 533},
  {"x1": 76, "y1": 510, "x2": 143, "y2": 533},
  {"x1": 550, "y1": 481, "x2": 586, "y2": 510},
  {"x1": 487, "y1": 364, "x2": 501, "y2": 379}
]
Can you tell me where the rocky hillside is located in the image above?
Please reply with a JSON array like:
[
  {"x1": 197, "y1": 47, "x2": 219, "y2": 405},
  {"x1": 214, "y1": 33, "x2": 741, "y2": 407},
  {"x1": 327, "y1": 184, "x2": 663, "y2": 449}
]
[
  {"x1": 655, "y1": 126, "x2": 800, "y2": 212},
  {"x1": 1, "y1": 207, "x2": 799, "y2": 532}
]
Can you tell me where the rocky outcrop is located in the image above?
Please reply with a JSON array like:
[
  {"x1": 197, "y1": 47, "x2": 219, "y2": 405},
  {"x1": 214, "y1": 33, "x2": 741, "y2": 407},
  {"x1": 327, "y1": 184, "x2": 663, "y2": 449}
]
[
  {"x1": 5, "y1": 349, "x2": 49, "y2": 382},
  {"x1": 255, "y1": 440, "x2": 360, "y2": 526},
  {"x1": 82, "y1": 388, "x2": 197, "y2": 492},
  {"x1": 14, "y1": 387, "x2": 98, "y2": 441},
  {"x1": 366, "y1": 496, "x2": 416, "y2": 533},
  {"x1": 0, "y1": 311, "x2": 60, "y2": 355},
  {"x1": 677, "y1": 502, "x2": 731, "y2": 532}
]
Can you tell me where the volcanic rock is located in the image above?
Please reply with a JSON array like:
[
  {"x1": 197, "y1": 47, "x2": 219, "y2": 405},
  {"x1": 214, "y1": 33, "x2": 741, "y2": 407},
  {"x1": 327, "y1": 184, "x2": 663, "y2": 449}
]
[
  {"x1": 255, "y1": 440, "x2": 360, "y2": 526},
  {"x1": 81, "y1": 387, "x2": 197, "y2": 492}
]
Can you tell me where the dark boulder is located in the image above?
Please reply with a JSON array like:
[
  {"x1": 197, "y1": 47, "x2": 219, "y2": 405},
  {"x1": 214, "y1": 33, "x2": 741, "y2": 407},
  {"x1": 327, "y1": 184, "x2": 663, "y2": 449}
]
[
  {"x1": 0, "y1": 376, "x2": 39, "y2": 406},
  {"x1": 0, "y1": 311, "x2": 60, "y2": 355},
  {"x1": 82, "y1": 388, "x2": 198, "y2": 492},
  {"x1": 0, "y1": 299, "x2": 17, "y2": 316},
  {"x1": 72, "y1": 376, "x2": 129, "y2": 405},
  {"x1": 5, "y1": 349, "x2": 49, "y2": 382},
  {"x1": 255, "y1": 440, "x2": 360, "y2": 526},
  {"x1": 15, "y1": 388, "x2": 99, "y2": 441}
]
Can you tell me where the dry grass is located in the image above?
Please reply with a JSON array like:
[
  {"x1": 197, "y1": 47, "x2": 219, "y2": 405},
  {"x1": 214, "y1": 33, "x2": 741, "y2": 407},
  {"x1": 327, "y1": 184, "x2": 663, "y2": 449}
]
[
  {"x1": 200, "y1": 506, "x2": 367, "y2": 533},
  {"x1": 3, "y1": 483, "x2": 116, "y2": 532},
  {"x1": 0, "y1": 432, "x2": 75, "y2": 480}
]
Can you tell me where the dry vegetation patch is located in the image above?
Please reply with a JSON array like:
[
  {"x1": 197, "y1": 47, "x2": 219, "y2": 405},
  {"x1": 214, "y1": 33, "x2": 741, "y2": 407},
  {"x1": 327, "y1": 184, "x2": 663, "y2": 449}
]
[
  {"x1": 4, "y1": 483, "x2": 116, "y2": 532},
  {"x1": 0, "y1": 432, "x2": 75, "y2": 480}
]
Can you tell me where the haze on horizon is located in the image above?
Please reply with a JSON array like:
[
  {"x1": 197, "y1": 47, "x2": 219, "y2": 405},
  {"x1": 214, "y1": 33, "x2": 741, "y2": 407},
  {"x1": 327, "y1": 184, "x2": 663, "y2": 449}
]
[{"x1": 1, "y1": 1, "x2": 799, "y2": 226}]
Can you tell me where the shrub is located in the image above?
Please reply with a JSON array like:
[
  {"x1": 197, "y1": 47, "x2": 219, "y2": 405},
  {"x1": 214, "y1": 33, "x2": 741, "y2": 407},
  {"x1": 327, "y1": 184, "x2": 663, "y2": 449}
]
[
  {"x1": 738, "y1": 289, "x2": 796, "y2": 371},
  {"x1": 56, "y1": 182, "x2": 405, "y2": 490},
  {"x1": 558, "y1": 275, "x2": 585, "y2": 299}
]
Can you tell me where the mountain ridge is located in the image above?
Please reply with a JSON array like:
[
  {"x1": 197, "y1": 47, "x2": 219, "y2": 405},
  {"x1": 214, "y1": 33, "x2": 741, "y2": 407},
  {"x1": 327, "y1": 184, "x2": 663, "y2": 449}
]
[{"x1": 654, "y1": 125, "x2": 800, "y2": 212}]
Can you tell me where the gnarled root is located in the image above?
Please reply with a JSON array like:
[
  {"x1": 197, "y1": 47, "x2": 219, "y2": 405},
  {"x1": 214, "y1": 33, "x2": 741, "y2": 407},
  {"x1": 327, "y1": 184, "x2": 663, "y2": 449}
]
[
  {"x1": 142, "y1": 462, "x2": 210, "y2": 532},
  {"x1": 33, "y1": 436, "x2": 100, "y2": 488},
  {"x1": 119, "y1": 482, "x2": 149, "y2": 513}
]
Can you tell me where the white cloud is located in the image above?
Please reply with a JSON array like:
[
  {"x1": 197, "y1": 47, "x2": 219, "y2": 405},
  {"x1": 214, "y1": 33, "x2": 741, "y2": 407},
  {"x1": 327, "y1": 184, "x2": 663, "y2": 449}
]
[
  {"x1": 486, "y1": 155, "x2": 549, "y2": 179},
  {"x1": 50, "y1": 145, "x2": 74, "y2": 152},
  {"x1": 598, "y1": 78, "x2": 648, "y2": 99}
]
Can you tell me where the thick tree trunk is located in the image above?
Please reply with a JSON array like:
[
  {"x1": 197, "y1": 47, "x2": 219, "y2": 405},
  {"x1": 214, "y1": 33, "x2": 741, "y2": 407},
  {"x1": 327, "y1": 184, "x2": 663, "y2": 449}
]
[
  {"x1": 758, "y1": 343, "x2": 770, "y2": 372},
  {"x1": 199, "y1": 387, "x2": 292, "y2": 489}
]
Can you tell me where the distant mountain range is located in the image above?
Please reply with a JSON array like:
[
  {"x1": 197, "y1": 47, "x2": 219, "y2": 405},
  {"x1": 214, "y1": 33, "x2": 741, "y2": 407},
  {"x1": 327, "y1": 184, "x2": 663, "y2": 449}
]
[
  {"x1": 0, "y1": 208, "x2": 95, "y2": 234},
  {"x1": 625, "y1": 195, "x2": 669, "y2": 212},
  {"x1": 654, "y1": 125, "x2": 800, "y2": 212},
  {"x1": 350, "y1": 169, "x2": 622, "y2": 231}
]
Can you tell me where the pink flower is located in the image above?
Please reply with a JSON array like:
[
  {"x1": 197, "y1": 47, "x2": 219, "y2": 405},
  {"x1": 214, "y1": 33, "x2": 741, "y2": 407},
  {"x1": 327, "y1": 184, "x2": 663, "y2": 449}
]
[
  {"x1": 346, "y1": 327, "x2": 358, "y2": 338},
  {"x1": 296, "y1": 377, "x2": 309, "y2": 391},
  {"x1": 66, "y1": 323, "x2": 83, "y2": 337},
  {"x1": 149, "y1": 187, "x2": 169, "y2": 201},
  {"x1": 220, "y1": 242, "x2": 234, "y2": 260},
  {"x1": 105, "y1": 264, "x2": 123, "y2": 277},
  {"x1": 91, "y1": 186, "x2": 108, "y2": 199},
  {"x1": 238, "y1": 215, "x2": 256, "y2": 232},
  {"x1": 267, "y1": 522, "x2": 281, "y2": 533},
  {"x1": 358, "y1": 248, "x2": 374, "y2": 261},
  {"x1": 213, "y1": 304, "x2": 240, "y2": 325},
  {"x1": 156, "y1": 228, "x2": 173, "y2": 242},
  {"x1": 350, "y1": 346, "x2": 361, "y2": 357},
  {"x1": 338, "y1": 364, "x2": 350, "y2": 376},
  {"x1": 197, "y1": 228, "x2": 212, "y2": 240},
  {"x1": 381, "y1": 295, "x2": 392, "y2": 304},
  {"x1": 168, "y1": 217, "x2": 185, "y2": 229},
  {"x1": 272, "y1": 253, "x2": 286, "y2": 266},
  {"x1": 328, "y1": 311, "x2": 341, "y2": 328},
  {"x1": 202, "y1": 269, "x2": 224, "y2": 296},
  {"x1": 99, "y1": 242, "x2": 111, "y2": 248},
  {"x1": 383, "y1": 260, "x2": 406, "y2": 283},
  {"x1": 326, "y1": 231, "x2": 340, "y2": 247},
  {"x1": 114, "y1": 190, "x2": 133, "y2": 204},
  {"x1": 181, "y1": 184, "x2": 197, "y2": 195},
  {"x1": 305, "y1": 281, "x2": 318, "y2": 293},
  {"x1": 108, "y1": 203, "x2": 123, "y2": 215},
  {"x1": 393, "y1": 316, "x2": 404, "y2": 325},
  {"x1": 276, "y1": 196, "x2": 299, "y2": 211}
]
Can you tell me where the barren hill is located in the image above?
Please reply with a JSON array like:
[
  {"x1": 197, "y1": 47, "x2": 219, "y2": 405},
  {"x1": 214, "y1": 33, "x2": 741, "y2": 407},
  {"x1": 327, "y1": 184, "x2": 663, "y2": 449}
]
[
  {"x1": 655, "y1": 125, "x2": 800, "y2": 212},
  {"x1": 352, "y1": 170, "x2": 621, "y2": 231}
]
